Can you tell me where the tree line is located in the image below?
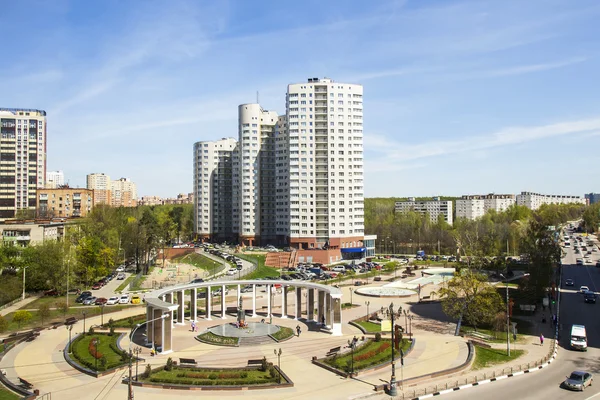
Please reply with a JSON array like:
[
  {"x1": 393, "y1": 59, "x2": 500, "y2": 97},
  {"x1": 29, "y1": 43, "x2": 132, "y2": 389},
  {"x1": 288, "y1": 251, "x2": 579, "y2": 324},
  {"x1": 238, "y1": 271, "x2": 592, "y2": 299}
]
[{"x1": 0, "y1": 204, "x2": 194, "y2": 305}]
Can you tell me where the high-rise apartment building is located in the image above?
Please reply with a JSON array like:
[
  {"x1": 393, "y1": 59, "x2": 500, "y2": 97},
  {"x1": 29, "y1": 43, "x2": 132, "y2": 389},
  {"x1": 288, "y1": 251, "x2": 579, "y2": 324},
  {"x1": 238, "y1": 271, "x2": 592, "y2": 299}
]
[
  {"x1": 86, "y1": 173, "x2": 111, "y2": 205},
  {"x1": 516, "y1": 191, "x2": 585, "y2": 210},
  {"x1": 45, "y1": 170, "x2": 64, "y2": 189},
  {"x1": 193, "y1": 138, "x2": 237, "y2": 242},
  {"x1": 193, "y1": 77, "x2": 365, "y2": 253},
  {"x1": 0, "y1": 108, "x2": 47, "y2": 220},
  {"x1": 395, "y1": 197, "x2": 453, "y2": 225},
  {"x1": 585, "y1": 193, "x2": 600, "y2": 205},
  {"x1": 110, "y1": 178, "x2": 137, "y2": 207},
  {"x1": 456, "y1": 194, "x2": 516, "y2": 220}
]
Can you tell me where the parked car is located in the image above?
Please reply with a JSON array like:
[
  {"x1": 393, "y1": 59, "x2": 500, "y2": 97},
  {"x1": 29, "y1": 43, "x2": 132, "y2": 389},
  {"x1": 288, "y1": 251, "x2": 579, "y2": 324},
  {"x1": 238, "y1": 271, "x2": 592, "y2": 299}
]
[
  {"x1": 106, "y1": 296, "x2": 120, "y2": 305},
  {"x1": 44, "y1": 289, "x2": 59, "y2": 297},
  {"x1": 119, "y1": 294, "x2": 130, "y2": 304},
  {"x1": 227, "y1": 268, "x2": 237, "y2": 276},
  {"x1": 562, "y1": 370, "x2": 593, "y2": 391},
  {"x1": 190, "y1": 278, "x2": 204, "y2": 284},
  {"x1": 83, "y1": 296, "x2": 97, "y2": 305},
  {"x1": 131, "y1": 295, "x2": 142, "y2": 304},
  {"x1": 332, "y1": 265, "x2": 346, "y2": 273},
  {"x1": 95, "y1": 297, "x2": 108, "y2": 305},
  {"x1": 241, "y1": 285, "x2": 253, "y2": 293},
  {"x1": 92, "y1": 282, "x2": 102, "y2": 290},
  {"x1": 76, "y1": 291, "x2": 93, "y2": 303}
]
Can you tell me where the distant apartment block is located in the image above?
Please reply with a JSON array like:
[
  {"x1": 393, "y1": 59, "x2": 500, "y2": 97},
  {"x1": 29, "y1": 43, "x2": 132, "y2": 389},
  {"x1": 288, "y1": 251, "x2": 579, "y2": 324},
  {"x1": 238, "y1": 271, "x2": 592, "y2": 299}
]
[
  {"x1": 111, "y1": 178, "x2": 137, "y2": 207},
  {"x1": 585, "y1": 193, "x2": 600, "y2": 205},
  {"x1": 87, "y1": 173, "x2": 112, "y2": 205},
  {"x1": 0, "y1": 220, "x2": 65, "y2": 245},
  {"x1": 456, "y1": 194, "x2": 516, "y2": 220},
  {"x1": 138, "y1": 193, "x2": 193, "y2": 206},
  {"x1": 37, "y1": 187, "x2": 94, "y2": 218},
  {"x1": 0, "y1": 108, "x2": 47, "y2": 220},
  {"x1": 45, "y1": 170, "x2": 64, "y2": 188},
  {"x1": 516, "y1": 191, "x2": 586, "y2": 210},
  {"x1": 395, "y1": 197, "x2": 453, "y2": 225}
]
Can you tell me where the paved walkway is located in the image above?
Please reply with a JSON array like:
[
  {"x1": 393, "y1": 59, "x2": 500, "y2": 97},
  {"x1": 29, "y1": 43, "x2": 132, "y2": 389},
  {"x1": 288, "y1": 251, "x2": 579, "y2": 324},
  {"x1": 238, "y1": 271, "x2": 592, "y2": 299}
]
[
  {"x1": 0, "y1": 268, "x2": 554, "y2": 399},
  {"x1": 0, "y1": 296, "x2": 40, "y2": 317}
]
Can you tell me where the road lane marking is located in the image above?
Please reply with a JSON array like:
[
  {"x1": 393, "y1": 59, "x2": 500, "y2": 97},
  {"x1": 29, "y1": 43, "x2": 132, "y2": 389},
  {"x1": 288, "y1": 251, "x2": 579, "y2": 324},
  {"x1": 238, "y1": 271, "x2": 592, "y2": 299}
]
[{"x1": 584, "y1": 391, "x2": 600, "y2": 400}]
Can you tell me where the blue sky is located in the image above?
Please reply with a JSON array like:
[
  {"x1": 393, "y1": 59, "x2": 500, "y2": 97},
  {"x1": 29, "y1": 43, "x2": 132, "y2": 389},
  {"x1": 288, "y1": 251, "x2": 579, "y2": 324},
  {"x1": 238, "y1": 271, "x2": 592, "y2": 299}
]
[{"x1": 1, "y1": 0, "x2": 599, "y2": 198}]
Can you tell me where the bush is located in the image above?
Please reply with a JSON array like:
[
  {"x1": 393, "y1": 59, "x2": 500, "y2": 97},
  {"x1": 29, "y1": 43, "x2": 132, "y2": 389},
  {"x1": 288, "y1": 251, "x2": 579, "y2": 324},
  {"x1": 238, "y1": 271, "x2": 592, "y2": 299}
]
[
  {"x1": 374, "y1": 332, "x2": 382, "y2": 342},
  {"x1": 127, "y1": 317, "x2": 134, "y2": 328},
  {"x1": 12, "y1": 310, "x2": 32, "y2": 329},
  {"x1": 0, "y1": 315, "x2": 8, "y2": 333},
  {"x1": 108, "y1": 318, "x2": 115, "y2": 328},
  {"x1": 142, "y1": 364, "x2": 152, "y2": 379},
  {"x1": 109, "y1": 326, "x2": 115, "y2": 336},
  {"x1": 260, "y1": 356, "x2": 268, "y2": 372},
  {"x1": 89, "y1": 326, "x2": 95, "y2": 335},
  {"x1": 268, "y1": 365, "x2": 277, "y2": 379},
  {"x1": 165, "y1": 357, "x2": 174, "y2": 371},
  {"x1": 208, "y1": 373, "x2": 217, "y2": 380}
]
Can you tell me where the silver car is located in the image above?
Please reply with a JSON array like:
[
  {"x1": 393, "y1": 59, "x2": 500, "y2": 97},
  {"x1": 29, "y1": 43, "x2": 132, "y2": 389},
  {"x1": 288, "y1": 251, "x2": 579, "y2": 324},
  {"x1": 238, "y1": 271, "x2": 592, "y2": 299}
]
[
  {"x1": 562, "y1": 371, "x2": 593, "y2": 391},
  {"x1": 83, "y1": 296, "x2": 97, "y2": 305}
]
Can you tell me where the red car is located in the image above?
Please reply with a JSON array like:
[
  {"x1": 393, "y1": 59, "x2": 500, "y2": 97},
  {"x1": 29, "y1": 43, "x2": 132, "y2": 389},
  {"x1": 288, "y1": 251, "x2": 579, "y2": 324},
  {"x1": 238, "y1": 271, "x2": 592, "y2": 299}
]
[
  {"x1": 95, "y1": 297, "x2": 108, "y2": 305},
  {"x1": 44, "y1": 289, "x2": 59, "y2": 297},
  {"x1": 92, "y1": 282, "x2": 102, "y2": 290}
]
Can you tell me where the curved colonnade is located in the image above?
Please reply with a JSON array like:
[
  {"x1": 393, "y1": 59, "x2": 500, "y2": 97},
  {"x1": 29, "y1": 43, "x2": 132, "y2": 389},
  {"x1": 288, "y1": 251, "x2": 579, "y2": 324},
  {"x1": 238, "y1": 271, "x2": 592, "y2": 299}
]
[{"x1": 144, "y1": 280, "x2": 343, "y2": 354}]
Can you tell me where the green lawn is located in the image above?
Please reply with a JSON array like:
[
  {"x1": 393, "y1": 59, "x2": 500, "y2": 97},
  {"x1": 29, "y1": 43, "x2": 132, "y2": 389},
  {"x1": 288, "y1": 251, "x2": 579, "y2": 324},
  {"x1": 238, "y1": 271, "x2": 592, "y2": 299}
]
[
  {"x1": 324, "y1": 339, "x2": 411, "y2": 372},
  {"x1": 271, "y1": 326, "x2": 294, "y2": 341},
  {"x1": 145, "y1": 366, "x2": 279, "y2": 386},
  {"x1": 0, "y1": 387, "x2": 20, "y2": 400},
  {"x1": 0, "y1": 343, "x2": 4, "y2": 353},
  {"x1": 115, "y1": 276, "x2": 136, "y2": 293},
  {"x1": 173, "y1": 253, "x2": 224, "y2": 273},
  {"x1": 197, "y1": 331, "x2": 239, "y2": 346},
  {"x1": 108, "y1": 313, "x2": 146, "y2": 328},
  {"x1": 71, "y1": 333, "x2": 128, "y2": 371},
  {"x1": 3, "y1": 304, "x2": 140, "y2": 333},
  {"x1": 472, "y1": 346, "x2": 525, "y2": 370},
  {"x1": 21, "y1": 294, "x2": 80, "y2": 309},
  {"x1": 235, "y1": 254, "x2": 280, "y2": 279},
  {"x1": 461, "y1": 322, "x2": 532, "y2": 344},
  {"x1": 355, "y1": 321, "x2": 382, "y2": 332}
]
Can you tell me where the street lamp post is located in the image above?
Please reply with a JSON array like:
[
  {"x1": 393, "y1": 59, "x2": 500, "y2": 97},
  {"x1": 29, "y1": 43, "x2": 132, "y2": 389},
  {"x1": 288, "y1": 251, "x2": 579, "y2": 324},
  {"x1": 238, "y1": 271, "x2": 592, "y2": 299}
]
[
  {"x1": 133, "y1": 347, "x2": 142, "y2": 381},
  {"x1": 347, "y1": 336, "x2": 357, "y2": 376},
  {"x1": 387, "y1": 303, "x2": 398, "y2": 396},
  {"x1": 403, "y1": 310, "x2": 409, "y2": 335},
  {"x1": 349, "y1": 288, "x2": 354, "y2": 306},
  {"x1": 365, "y1": 301, "x2": 370, "y2": 321},
  {"x1": 100, "y1": 304, "x2": 105, "y2": 326},
  {"x1": 408, "y1": 315, "x2": 413, "y2": 339},
  {"x1": 274, "y1": 348, "x2": 282, "y2": 384},
  {"x1": 66, "y1": 324, "x2": 73, "y2": 353},
  {"x1": 128, "y1": 313, "x2": 169, "y2": 400},
  {"x1": 22, "y1": 266, "x2": 29, "y2": 300},
  {"x1": 500, "y1": 274, "x2": 510, "y2": 356}
]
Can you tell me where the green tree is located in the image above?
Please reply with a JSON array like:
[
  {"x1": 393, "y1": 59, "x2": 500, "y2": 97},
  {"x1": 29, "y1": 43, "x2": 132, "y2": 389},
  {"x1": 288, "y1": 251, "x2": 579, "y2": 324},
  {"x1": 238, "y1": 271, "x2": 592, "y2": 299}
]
[
  {"x1": 56, "y1": 301, "x2": 69, "y2": 317},
  {"x1": 38, "y1": 303, "x2": 51, "y2": 326},
  {"x1": 437, "y1": 270, "x2": 503, "y2": 329},
  {"x1": 12, "y1": 310, "x2": 32, "y2": 329},
  {"x1": 0, "y1": 314, "x2": 8, "y2": 333}
]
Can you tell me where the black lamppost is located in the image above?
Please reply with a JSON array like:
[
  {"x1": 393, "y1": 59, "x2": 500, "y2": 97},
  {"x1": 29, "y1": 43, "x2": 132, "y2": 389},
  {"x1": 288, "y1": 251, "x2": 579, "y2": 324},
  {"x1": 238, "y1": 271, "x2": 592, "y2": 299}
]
[
  {"x1": 408, "y1": 315, "x2": 413, "y2": 339},
  {"x1": 274, "y1": 348, "x2": 282, "y2": 384},
  {"x1": 387, "y1": 302, "x2": 398, "y2": 396},
  {"x1": 365, "y1": 301, "x2": 370, "y2": 320},
  {"x1": 347, "y1": 336, "x2": 357, "y2": 376},
  {"x1": 66, "y1": 324, "x2": 73, "y2": 353},
  {"x1": 133, "y1": 347, "x2": 142, "y2": 380},
  {"x1": 403, "y1": 310, "x2": 409, "y2": 335}
]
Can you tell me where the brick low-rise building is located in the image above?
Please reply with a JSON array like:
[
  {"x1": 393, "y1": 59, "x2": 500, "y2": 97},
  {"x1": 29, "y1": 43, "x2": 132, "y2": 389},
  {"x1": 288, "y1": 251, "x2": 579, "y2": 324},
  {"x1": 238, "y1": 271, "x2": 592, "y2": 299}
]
[{"x1": 37, "y1": 187, "x2": 94, "y2": 218}]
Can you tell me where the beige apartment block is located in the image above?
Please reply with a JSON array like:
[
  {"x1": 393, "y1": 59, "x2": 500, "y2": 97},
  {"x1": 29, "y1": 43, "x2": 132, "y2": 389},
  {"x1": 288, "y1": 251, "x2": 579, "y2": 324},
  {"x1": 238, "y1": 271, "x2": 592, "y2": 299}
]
[
  {"x1": 0, "y1": 220, "x2": 65, "y2": 245},
  {"x1": 37, "y1": 187, "x2": 94, "y2": 218},
  {"x1": 86, "y1": 172, "x2": 111, "y2": 205},
  {"x1": 0, "y1": 108, "x2": 47, "y2": 220},
  {"x1": 111, "y1": 177, "x2": 137, "y2": 207}
]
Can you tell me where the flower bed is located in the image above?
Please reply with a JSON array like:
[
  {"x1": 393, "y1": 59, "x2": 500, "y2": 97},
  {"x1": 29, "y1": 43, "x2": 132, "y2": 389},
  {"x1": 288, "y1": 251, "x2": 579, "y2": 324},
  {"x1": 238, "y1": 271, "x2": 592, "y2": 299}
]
[
  {"x1": 270, "y1": 327, "x2": 294, "y2": 341},
  {"x1": 143, "y1": 366, "x2": 280, "y2": 386},
  {"x1": 197, "y1": 331, "x2": 239, "y2": 346},
  {"x1": 323, "y1": 339, "x2": 411, "y2": 372},
  {"x1": 71, "y1": 333, "x2": 129, "y2": 371}
]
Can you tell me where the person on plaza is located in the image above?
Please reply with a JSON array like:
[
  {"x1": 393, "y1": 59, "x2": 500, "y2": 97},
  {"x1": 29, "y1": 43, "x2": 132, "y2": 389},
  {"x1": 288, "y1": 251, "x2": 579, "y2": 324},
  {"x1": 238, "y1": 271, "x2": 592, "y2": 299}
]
[
  {"x1": 321, "y1": 315, "x2": 325, "y2": 325},
  {"x1": 191, "y1": 321, "x2": 196, "y2": 332},
  {"x1": 540, "y1": 333, "x2": 544, "y2": 345},
  {"x1": 296, "y1": 325, "x2": 301, "y2": 337}
]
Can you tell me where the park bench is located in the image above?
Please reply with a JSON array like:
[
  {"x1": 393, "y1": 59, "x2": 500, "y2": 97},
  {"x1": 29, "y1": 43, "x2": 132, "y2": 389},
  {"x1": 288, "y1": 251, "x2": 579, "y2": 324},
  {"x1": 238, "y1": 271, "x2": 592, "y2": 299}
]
[
  {"x1": 179, "y1": 358, "x2": 197, "y2": 366},
  {"x1": 326, "y1": 346, "x2": 341, "y2": 357},
  {"x1": 65, "y1": 317, "x2": 77, "y2": 326},
  {"x1": 19, "y1": 377, "x2": 33, "y2": 389},
  {"x1": 25, "y1": 332, "x2": 39, "y2": 342},
  {"x1": 374, "y1": 277, "x2": 382, "y2": 282},
  {"x1": 468, "y1": 331, "x2": 494, "y2": 342},
  {"x1": 247, "y1": 359, "x2": 264, "y2": 367}
]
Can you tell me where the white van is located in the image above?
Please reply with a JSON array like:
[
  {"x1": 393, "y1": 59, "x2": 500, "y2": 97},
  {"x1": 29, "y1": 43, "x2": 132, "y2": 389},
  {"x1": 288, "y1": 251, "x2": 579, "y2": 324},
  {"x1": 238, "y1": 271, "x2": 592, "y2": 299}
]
[{"x1": 570, "y1": 325, "x2": 587, "y2": 351}]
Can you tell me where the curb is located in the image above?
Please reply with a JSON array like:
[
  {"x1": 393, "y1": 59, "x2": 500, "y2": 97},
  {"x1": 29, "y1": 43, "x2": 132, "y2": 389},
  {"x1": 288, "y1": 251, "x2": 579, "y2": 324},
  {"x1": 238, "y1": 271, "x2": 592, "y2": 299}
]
[{"x1": 408, "y1": 267, "x2": 562, "y2": 400}]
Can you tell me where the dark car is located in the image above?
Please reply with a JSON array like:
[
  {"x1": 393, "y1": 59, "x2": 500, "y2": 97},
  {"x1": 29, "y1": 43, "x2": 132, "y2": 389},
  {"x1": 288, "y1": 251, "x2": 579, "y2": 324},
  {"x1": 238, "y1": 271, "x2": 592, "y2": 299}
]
[
  {"x1": 44, "y1": 289, "x2": 59, "y2": 297},
  {"x1": 562, "y1": 371, "x2": 593, "y2": 391},
  {"x1": 190, "y1": 278, "x2": 204, "y2": 284},
  {"x1": 281, "y1": 275, "x2": 292, "y2": 281},
  {"x1": 565, "y1": 279, "x2": 574, "y2": 286},
  {"x1": 596, "y1": 262, "x2": 600, "y2": 268},
  {"x1": 76, "y1": 293, "x2": 92, "y2": 303},
  {"x1": 92, "y1": 282, "x2": 102, "y2": 290},
  {"x1": 584, "y1": 291, "x2": 596, "y2": 303}
]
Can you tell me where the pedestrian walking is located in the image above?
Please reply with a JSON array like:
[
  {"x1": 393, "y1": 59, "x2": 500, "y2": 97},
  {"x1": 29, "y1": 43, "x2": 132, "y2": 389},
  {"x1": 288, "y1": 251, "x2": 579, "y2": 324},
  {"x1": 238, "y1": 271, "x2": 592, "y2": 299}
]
[
  {"x1": 321, "y1": 315, "x2": 325, "y2": 325},
  {"x1": 296, "y1": 325, "x2": 301, "y2": 337},
  {"x1": 540, "y1": 333, "x2": 544, "y2": 345},
  {"x1": 191, "y1": 321, "x2": 196, "y2": 332}
]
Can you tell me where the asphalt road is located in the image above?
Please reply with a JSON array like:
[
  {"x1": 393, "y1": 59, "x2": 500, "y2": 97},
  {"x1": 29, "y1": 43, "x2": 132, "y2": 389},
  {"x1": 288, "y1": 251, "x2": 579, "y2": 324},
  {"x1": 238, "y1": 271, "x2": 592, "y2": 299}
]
[{"x1": 442, "y1": 232, "x2": 600, "y2": 400}]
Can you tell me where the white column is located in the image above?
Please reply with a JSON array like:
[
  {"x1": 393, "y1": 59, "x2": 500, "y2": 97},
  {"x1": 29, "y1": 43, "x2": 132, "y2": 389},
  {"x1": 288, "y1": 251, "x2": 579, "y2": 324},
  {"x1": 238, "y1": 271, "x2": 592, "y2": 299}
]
[
  {"x1": 177, "y1": 290, "x2": 185, "y2": 324},
  {"x1": 191, "y1": 288, "x2": 197, "y2": 322},
  {"x1": 237, "y1": 284, "x2": 241, "y2": 305},
  {"x1": 267, "y1": 285, "x2": 272, "y2": 317},
  {"x1": 280, "y1": 286, "x2": 286, "y2": 318},
  {"x1": 206, "y1": 286, "x2": 212, "y2": 320},
  {"x1": 221, "y1": 284, "x2": 227, "y2": 319},
  {"x1": 295, "y1": 287, "x2": 301, "y2": 320},
  {"x1": 252, "y1": 285, "x2": 257, "y2": 317}
]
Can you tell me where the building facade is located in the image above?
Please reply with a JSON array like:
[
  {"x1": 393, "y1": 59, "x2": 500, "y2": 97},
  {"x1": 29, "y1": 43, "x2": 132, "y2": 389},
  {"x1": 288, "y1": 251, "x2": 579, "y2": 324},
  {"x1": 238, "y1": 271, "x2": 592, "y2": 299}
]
[
  {"x1": 516, "y1": 191, "x2": 586, "y2": 210},
  {"x1": 585, "y1": 193, "x2": 600, "y2": 205},
  {"x1": 110, "y1": 178, "x2": 137, "y2": 207},
  {"x1": 45, "y1": 170, "x2": 64, "y2": 189},
  {"x1": 0, "y1": 220, "x2": 65, "y2": 246},
  {"x1": 37, "y1": 187, "x2": 94, "y2": 218},
  {"x1": 456, "y1": 194, "x2": 516, "y2": 220},
  {"x1": 193, "y1": 138, "x2": 237, "y2": 242},
  {"x1": 395, "y1": 197, "x2": 454, "y2": 225},
  {"x1": 193, "y1": 78, "x2": 365, "y2": 254},
  {"x1": 0, "y1": 108, "x2": 47, "y2": 220},
  {"x1": 86, "y1": 173, "x2": 112, "y2": 205}
]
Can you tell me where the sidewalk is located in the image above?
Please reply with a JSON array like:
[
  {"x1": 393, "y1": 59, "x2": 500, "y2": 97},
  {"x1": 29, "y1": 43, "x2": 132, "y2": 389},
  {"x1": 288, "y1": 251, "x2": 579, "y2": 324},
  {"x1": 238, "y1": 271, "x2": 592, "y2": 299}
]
[{"x1": 0, "y1": 296, "x2": 40, "y2": 317}]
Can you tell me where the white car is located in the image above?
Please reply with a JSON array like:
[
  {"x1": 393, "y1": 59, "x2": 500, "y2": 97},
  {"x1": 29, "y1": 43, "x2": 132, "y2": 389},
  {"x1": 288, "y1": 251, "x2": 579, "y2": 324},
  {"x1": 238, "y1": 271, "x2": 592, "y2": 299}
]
[
  {"x1": 227, "y1": 268, "x2": 237, "y2": 275},
  {"x1": 580, "y1": 286, "x2": 590, "y2": 293},
  {"x1": 332, "y1": 266, "x2": 346, "y2": 273},
  {"x1": 106, "y1": 296, "x2": 120, "y2": 305},
  {"x1": 119, "y1": 294, "x2": 130, "y2": 304},
  {"x1": 116, "y1": 265, "x2": 125, "y2": 272}
]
